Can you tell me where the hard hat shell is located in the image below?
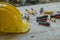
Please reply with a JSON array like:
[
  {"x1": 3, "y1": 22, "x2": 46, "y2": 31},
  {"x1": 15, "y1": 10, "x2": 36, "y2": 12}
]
[{"x1": 0, "y1": 2, "x2": 30, "y2": 34}]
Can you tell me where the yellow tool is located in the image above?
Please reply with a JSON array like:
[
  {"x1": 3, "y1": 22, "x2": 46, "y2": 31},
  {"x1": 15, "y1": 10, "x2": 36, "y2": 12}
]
[
  {"x1": 44, "y1": 11, "x2": 53, "y2": 15},
  {"x1": 0, "y1": 2, "x2": 30, "y2": 34}
]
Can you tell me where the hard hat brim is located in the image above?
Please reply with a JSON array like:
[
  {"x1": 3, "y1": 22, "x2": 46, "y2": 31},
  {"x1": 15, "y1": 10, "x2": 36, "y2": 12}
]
[
  {"x1": 0, "y1": 20, "x2": 30, "y2": 34},
  {"x1": 21, "y1": 20, "x2": 30, "y2": 34}
]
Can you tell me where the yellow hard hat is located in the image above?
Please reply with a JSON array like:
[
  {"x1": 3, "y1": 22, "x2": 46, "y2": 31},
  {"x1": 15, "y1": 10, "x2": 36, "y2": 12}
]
[{"x1": 0, "y1": 2, "x2": 30, "y2": 34}]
